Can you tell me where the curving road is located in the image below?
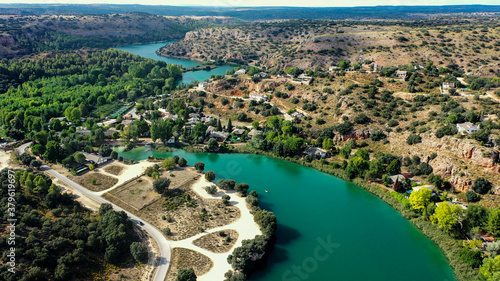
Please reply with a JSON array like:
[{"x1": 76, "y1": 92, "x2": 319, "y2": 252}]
[{"x1": 17, "y1": 143, "x2": 171, "y2": 281}]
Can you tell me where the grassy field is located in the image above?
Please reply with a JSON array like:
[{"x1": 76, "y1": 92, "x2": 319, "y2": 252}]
[
  {"x1": 165, "y1": 248, "x2": 213, "y2": 281},
  {"x1": 69, "y1": 172, "x2": 119, "y2": 192},
  {"x1": 109, "y1": 175, "x2": 158, "y2": 210}
]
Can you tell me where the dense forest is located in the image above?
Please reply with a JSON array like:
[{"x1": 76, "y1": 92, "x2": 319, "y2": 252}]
[
  {"x1": 0, "y1": 168, "x2": 142, "y2": 280},
  {"x1": 0, "y1": 49, "x2": 182, "y2": 140}
]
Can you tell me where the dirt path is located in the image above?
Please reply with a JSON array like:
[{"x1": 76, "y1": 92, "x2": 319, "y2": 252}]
[{"x1": 169, "y1": 177, "x2": 262, "y2": 281}]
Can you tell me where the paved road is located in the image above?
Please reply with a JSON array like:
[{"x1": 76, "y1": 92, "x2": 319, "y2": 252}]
[{"x1": 17, "y1": 143, "x2": 171, "y2": 281}]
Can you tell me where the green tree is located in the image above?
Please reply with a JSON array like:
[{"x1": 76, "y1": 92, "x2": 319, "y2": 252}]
[
  {"x1": 490, "y1": 209, "x2": 500, "y2": 236},
  {"x1": 338, "y1": 60, "x2": 351, "y2": 70},
  {"x1": 386, "y1": 159, "x2": 401, "y2": 175},
  {"x1": 406, "y1": 134, "x2": 422, "y2": 145},
  {"x1": 194, "y1": 162, "x2": 205, "y2": 172},
  {"x1": 473, "y1": 178, "x2": 493, "y2": 195},
  {"x1": 44, "y1": 141, "x2": 62, "y2": 163},
  {"x1": 466, "y1": 191, "x2": 481, "y2": 202},
  {"x1": 227, "y1": 118, "x2": 233, "y2": 133},
  {"x1": 74, "y1": 152, "x2": 86, "y2": 164},
  {"x1": 205, "y1": 171, "x2": 216, "y2": 182},
  {"x1": 163, "y1": 157, "x2": 177, "y2": 170},
  {"x1": 176, "y1": 268, "x2": 197, "y2": 281},
  {"x1": 130, "y1": 242, "x2": 148, "y2": 263},
  {"x1": 480, "y1": 256, "x2": 500, "y2": 281},
  {"x1": 430, "y1": 202, "x2": 463, "y2": 233},
  {"x1": 339, "y1": 144, "x2": 352, "y2": 159},
  {"x1": 31, "y1": 144, "x2": 45, "y2": 156},
  {"x1": 178, "y1": 157, "x2": 187, "y2": 167},
  {"x1": 247, "y1": 66, "x2": 260, "y2": 75},
  {"x1": 207, "y1": 138, "x2": 219, "y2": 152},
  {"x1": 409, "y1": 188, "x2": 432, "y2": 212},
  {"x1": 322, "y1": 138, "x2": 334, "y2": 150},
  {"x1": 153, "y1": 178, "x2": 171, "y2": 194},
  {"x1": 466, "y1": 204, "x2": 488, "y2": 228}
]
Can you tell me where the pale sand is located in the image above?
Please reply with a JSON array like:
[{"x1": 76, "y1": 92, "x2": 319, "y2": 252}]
[
  {"x1": 0, "y1": 150, "x2": 12, "y2": 170},
  {"x1": 170, "y1": 177, "x2": 262, "y2": 280},
  {"x1": 94, "y1": 160, "x2": 154, "y2": 195}
]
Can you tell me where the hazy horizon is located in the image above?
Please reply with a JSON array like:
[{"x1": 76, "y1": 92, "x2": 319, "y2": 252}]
[{"x1": 0, "y1": 1, "x2": 499, "y2": 7}]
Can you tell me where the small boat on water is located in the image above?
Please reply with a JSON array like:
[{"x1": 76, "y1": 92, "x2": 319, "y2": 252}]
[{"x1": 265, "y1": 190, "x2": 269, "y2": 193}]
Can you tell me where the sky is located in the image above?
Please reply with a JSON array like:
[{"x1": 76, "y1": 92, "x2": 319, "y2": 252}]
[{"x1": 0, "y1": 0, "x2": 498, "y2": 7}]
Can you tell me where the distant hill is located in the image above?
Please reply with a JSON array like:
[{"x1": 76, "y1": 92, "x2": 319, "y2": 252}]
[{"x1": 0, "y1": 4, "x2": 500, "y2": 21}]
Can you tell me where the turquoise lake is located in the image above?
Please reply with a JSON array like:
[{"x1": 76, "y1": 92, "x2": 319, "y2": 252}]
[
  {"x1": 115, "y1": 41, "x2": 235, "y2": 85},
  {"x1": 116, "y1": 147, "x2": 456, "y2": 281}
]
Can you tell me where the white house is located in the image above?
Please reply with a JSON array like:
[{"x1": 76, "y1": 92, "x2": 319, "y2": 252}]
[
  {"x1": 253, "y1": 72, "x2": 268, "y2": 78},
  {"x1": 456, "y1": 122, "x2": 480, "y2": 134},
  {"x1": 249, "y1": 93, "x2": 268, "y2": 102},
  {"x1": 396, "y1": 70, "x2": 407, "y2": 79},
  {"x1": 235, "y1": 69, "x2": 246, "y2": 75}
]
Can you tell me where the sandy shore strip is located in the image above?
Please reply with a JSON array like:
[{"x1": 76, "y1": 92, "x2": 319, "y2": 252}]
[
  {"x1": 0, "y1": 150, "x2": 12, "y2": 170},
  {"x1": 170, "y1": 176, "x2": 262, "y2": 281}
]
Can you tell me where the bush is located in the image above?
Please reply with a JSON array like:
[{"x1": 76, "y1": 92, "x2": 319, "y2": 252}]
[
  {"x1": 472, "y1": 177, "x2": 492, "y2": 194},
  {"x1": 406, "y1": 134, "x2": 422, "y2": 145},
  {"x1": 130, "y1": 242, "x2": 148, "y2": 263},
  {"x1": 466, "y1": 191, "x2": 481, "y2": 202},
  {"x1": 387, "y1": 120, "x2": 399, "y2": 127},
  {"x1": 435, "y1": 125, "x2": 458, "y2": 138},
  {"x1": 153, "y1": 178, "x2": 171, "y2": 194},
  {"x1": 205, "y1": 170, "x2": 216, "y2": 181},
  {"x1": 205, "y1": 185, "x2": 217, "y2": 195},
  {"x1": 370, "y1": 130, "x2": 387, "y2": 141},
  {"x1": 222, "y1": 195, "x2": 231, "y2": 205},
  {"x1": 194, "y1": 162, "x2": 205, "y2": 172},
  {"x1": 178, "y1": 157, "x2": 187, "y2": 167},
  {"x1": 354, "y1": 113, "x2": 370, "y2": 124},
  {"x1": 217, "y1": 179, "x2": 236, "y2": 190}
]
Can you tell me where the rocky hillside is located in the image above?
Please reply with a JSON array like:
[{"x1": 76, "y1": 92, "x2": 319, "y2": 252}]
[
  {"x1": 160, "y1": 18, "x2": 500, "y2": 76},
  {"x1": 0, "y1": 13, "x2": 234, "y2": 58}
]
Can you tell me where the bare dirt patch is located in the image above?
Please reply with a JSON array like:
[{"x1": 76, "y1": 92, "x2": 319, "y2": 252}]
[
  {"x1": 165, "y1": 248, "x2": 213, "y2": 281},
  {"x1": 109, "y1": 175, "x2": 157, "y2": 210},
  {"x1": 104, "y1": 165, "x2": 124, "y2": 176},
  {"x1": 192, "y1": 229, "x2": 239, "y2": 253},
  {"x1": 69, "y1": 172, "x2": 119, "y2": 192},
  {"x1": 104, "y1": 167, "x2": 241, "y2": 241}
]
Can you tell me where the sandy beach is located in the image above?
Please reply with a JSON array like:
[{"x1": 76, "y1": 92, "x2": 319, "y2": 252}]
[{"x1": 170, "y1": 176, "x2": 262, "y2": 280}]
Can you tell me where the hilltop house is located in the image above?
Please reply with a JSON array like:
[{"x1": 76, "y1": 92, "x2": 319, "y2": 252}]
[
  {"x1": 209, "y1": 131, "x2": 229, "y2": 141},
  {"x1": 232, "y1": 128, "x2": 246, "y2": 136},
  {"x1": 456, "y1": 122, "x2": 480, "y2": 134},
  {"x1": 443, "y1": 82, "x2": 455, "y2": 90},
  {"x1": 253, "y1": 72, "x2": 268, "y2": 78},
  {"x1": 249, "y1": 93, "x2": 268, "y2": 102},
  {"x1": 305, "y1": 147, "x2": 327, "y2": 159},
  {"x1": 234, "y1": 69, "x2": 246, "y2": 75},
  {"x1": 294, "y1": 73, "x2": 312, "y2": 84},
  {"x1": 291, "y1": 112, "x2": 305, "y2": 118},
  {"x1": 396, "y1": 70, "x2": 407, "y2": 79}
]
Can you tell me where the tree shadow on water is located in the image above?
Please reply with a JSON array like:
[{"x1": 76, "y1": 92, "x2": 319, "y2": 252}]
[{"x1": 275, "y1": 223, "x2": 301, "y2": 246}]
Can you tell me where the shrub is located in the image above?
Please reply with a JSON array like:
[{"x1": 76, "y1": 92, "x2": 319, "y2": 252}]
[
  {"x1": 205, "y1": 170, "x2": 216, "y2": 181},
  {"x1": 217, "y1": 179, "x2": 236, "y2": 190},
  {"x1": 370, "y1": 130, "x2": 387, "y2": 141},
  {"x1": 153, "y1": 178, "x2": 171, "y2": 194},
  {"x1": 194, "y1": 162, "x2": 205, "y2": 172},
  {"x1": 406, "y1": 134, "x2": 422, "y2": 145},
  {"x1": 472, "y1": 177, "x2": 492, "y2": 194},
  {"x1": 466, "y1": 191, "x2": 481, "y2": 202},
  {"x1": 178, "y1": 157, "x2": 187, "y2": 167},
  {"x1": 222, "y1": 195, "x2": 231, "y2": 205},
  {"x1": 205, "y1": 185, "x2": 217, "y2": 195}
]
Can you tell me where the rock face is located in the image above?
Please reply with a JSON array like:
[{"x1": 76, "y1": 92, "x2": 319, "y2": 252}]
[
  {"x1": 424, "y1": 135, "x2": 500, "y2": 191},
  {"x1": 335, "y1": 128, "x2": 370, "y2": 142}
]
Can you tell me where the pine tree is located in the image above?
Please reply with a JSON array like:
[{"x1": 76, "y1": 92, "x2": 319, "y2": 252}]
[{"x1": 227, "y1": 118, "x2": 233, "y2": 132}]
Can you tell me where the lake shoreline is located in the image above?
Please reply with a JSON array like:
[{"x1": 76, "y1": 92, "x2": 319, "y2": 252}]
[
  {"x1": 224, "y1": 145, "x2": 475, "y2": 281},
  {"x1": 117, "y1": 145, "x2": 469, "y2": 281}
]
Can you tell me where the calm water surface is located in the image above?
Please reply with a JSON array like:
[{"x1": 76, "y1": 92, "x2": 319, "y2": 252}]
[
  {"x1": 117, "y1": 147, "x2": 456, "y2": 281},
  {"x1": 115, "y1": 41, "x2": 234, "y2": 85}
]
